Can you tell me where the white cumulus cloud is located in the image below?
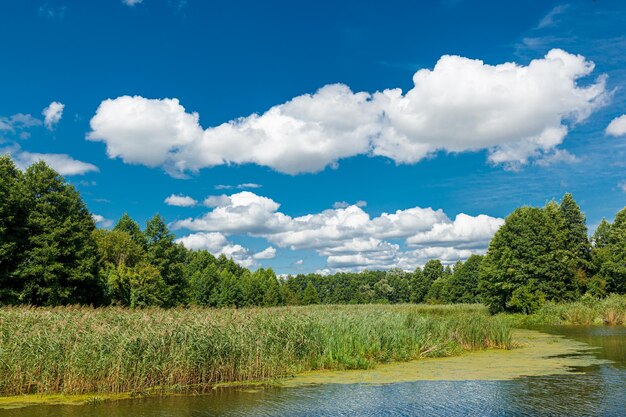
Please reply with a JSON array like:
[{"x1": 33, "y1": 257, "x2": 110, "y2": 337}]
[
  {"x1": 87, "y1": 49, "x2": 608, "y2": 176},
  {"x1": 173, "y1": 191, "x2": 503, "y2": 272},
  {"x1": 42, "y1": 102, "x2": 64, "y2": 130},
  {"x1": 606, "y1": 115, "x2": 626, "y2": 137},
  {"x1": 6, "y1": 145, "x2": 99, "y2": 176},
  {"x1": 175, "y1": 232, "x2": 257, "y2": 268},
  {"x1": 164, "y1": 194, "x2": 197, "y2": 207},
  {"x1": 253, "y1": 246, "x2": 277, "y2": 260}
]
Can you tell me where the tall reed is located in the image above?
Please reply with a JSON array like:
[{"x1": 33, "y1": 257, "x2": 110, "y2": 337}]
[
  {"x1": 0, "y1": 304, "x2": 510, "y2": 396},
  {"x1": 510, "y1": 294, "x2": 626, "y2": 326}
]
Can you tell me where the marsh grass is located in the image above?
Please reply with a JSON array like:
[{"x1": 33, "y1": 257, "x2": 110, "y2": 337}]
[
  {"x1": 509, "y1": 294, "x2": 626, "y2": 326},
  {"x1": 0, "y1": 304, "x2": 510, "y2": 396}
]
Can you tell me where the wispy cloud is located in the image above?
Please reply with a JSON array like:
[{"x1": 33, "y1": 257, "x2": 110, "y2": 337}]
[
  {"x1": 38, "y1": 3, "x2": 67, "y2": 19},
  {"x1": 537, "y1": 4, "x2": 570, "y2": 29},
  {"x1": 215, "y1": 183, "x2": 262, "y2": 190}
]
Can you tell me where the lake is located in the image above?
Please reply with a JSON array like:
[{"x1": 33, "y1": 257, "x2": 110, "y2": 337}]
[{"x1": 2, "y1": 326, "x2": 625, "y2": 416}]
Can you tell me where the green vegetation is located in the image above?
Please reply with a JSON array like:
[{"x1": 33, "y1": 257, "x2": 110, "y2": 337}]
[
  {"x1": 1, "y1": 155, "x2": 625, "y2": 313},
  {"x1": 0, "y1": 304, "x2": 511, "y2": 396},
  {"x1": 509, "y1": 293, "x2": 626, "y2": 326}
]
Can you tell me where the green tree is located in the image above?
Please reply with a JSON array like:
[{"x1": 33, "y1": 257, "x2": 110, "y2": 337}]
[
  {"x1": 240, "y1": 269, "x2": 266, "y2": 307},
  {"x1": 92, "y1": 229, "x2": 145, "y2": 268},
  {"x1": 426, "y1": 276, "x2": 449, "y2": 304},
  {"x1": 17, "y1": 162, "x2": 101, "y2": 305},
  {"x1": 0, "y1": 155, "x2": 28, "y2": 304},
  {"x1": 106, "y1": 262, "x2": 168, "y2": 307},
  {"x1": 479, "y1": 204, "x2": 580, "y2": 314},
  {"x1": 597, "y1": 207, "x2": 626, "y2": 294},
  {"x1": 385, "y1": 269, "x2": 410, "y2": 303},
  {"x1": 559, "y1": 193, "x2": 591, "y2": 272},
  {"x1": 185, "y1": 250, "x2": 220, "y2": 306},
  {"x1": 302, "y1": 281, "x2": 320, "y2": 305},
  {"x1": 145, "y1": 214, "x2": 188, "y2": 306},
  {"x1": 216, "y1": 269, "x2": 241, "y2": 307},
  {"x1": 592, "y1": 219, "x2": 611, "y2": 249},
  {"x1": 113, "y1": 213, "x2": 146, "y2": 249},
  {"x1": 262, "y1": 268, "x2": 282, "y2": 306},
  {"x1": 410, "y1": 260, "x2": 442, "y2": 303},
  {"x1": 447, "y1": 255, "x2": 483, "y2": 303}
]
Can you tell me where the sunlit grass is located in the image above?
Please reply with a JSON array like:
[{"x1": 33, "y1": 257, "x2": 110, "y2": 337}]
[
  {"x1": 507, "y1": 294, "x2": 626, "y2": 326},
  {"x1": 0, "y1": 304, "x2": 510, "y2": 396}
]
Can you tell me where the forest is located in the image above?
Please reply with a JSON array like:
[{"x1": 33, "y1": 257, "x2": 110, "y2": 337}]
[{"x1": 1, "y1": 155, "x2": 625, "y2": 314}]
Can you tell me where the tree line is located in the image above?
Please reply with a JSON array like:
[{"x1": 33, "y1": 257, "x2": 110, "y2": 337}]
[{"x1": 1, "y1": 156, "x2": 625, "y2": 312}]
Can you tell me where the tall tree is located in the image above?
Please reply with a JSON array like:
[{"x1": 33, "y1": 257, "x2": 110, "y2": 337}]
[
  {"x1": 592, "y1": 219, "x2": 611, "y2": 249},
  {"x1": 446, "y1": 255, "x2": 483, "y2": 303},
  {"x1": 479, "y1": 204, "x2": 579, "y2": 314},
  {"x1": 114, "y1": 213, "x2": 146, "y2": 249},
  {"x1": 597, "y1": 207, "x2": 626, "y2": 294},
  {"x1": 302, "y1": 281, "x2": 320, "y2": 305},
  {"x1": 0, "y1": 155, "x2": 28, "y2": 304},
  {"x1": 559, "y1": 193, "x2": 591, "y2": 269},
  {"x1": 145, "y1": 214, "x2": 188, "y2": 306},
  {"x1": 216, "y1": 269, "x2": 241, "y2": 307},
  {"x1": 186, "y1": 250, "x2": 220, "y2": 306},
  {"x1": 262, "y1": 268, "x2": 282, "y2": 306},
  {"x1": 17, "y1": 162, "x2": 100, "y2": 305}
]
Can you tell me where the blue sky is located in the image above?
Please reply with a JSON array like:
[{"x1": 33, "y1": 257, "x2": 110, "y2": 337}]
[{"x1": 1, "y1": 0, "x2": 625, "y2": 274}]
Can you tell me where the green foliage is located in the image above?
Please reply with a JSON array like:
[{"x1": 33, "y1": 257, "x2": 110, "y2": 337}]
[
  {"x1": 113, "y1": 213, "x2": 146, "y2": 249},
  {"x1": 106, "y1": 263, "x2": 168, "y2": 307},
  {"x1": 92, "y1": 229, "x2": 145, "y2": 268},
  {"x1": 185, "y1": 250, "x2": 220, "y2": 306},
  {"x1": 479, "y1": 195, "x2": 589, "y2": 314},
  {"x1": 16, "y1": 162, "x2": 101, "y2": 306},
  {"x1": 0, "y1": 155, "x2": 28, "y2": 304},
  {"x1": 302, "y1": 281, "x2": 320, "y2": 305},
  {"x1": 215, "y1": 269, "x2": 241, "y2": 307},
  {"x1": 595, "y1": 208, "x2": 626, "y2": 294},
  {"x1": 447, "y1": 255, "x2": 483, "y2": 303},
  {"x1": 145, "y1": 214, "x2": 188, "y2": 306}
]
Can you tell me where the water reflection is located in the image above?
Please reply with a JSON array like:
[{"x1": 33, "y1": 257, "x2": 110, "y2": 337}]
[{"x1": 2, "y1": 326, "x2": 624, "y2": 417}]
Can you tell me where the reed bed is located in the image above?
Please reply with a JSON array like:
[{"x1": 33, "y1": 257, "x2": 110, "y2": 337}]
[
  {"x1": 0, "y1": 304, "x2": 511, "y2": 396},
  {"x1": 510, "y1": 294, "x2": 626, "y2": 326}
]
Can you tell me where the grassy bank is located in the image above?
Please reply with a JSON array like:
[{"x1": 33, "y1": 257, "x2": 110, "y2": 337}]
[
  {"x1": 507, "y1": 294, "x2": 626, "y2": 326},
  {"x1": 0, "y1": 304, "x2": 511, "y2": 396}
]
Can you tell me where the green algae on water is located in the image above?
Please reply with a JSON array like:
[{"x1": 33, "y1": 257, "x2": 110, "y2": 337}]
[{"x1": 281, "y1": 329, "x2": 611, "y2": 386}]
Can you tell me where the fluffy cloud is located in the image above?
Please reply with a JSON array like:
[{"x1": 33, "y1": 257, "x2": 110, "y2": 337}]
[
  {"x1": 174, "y1": 232, "x2": 257, "y2": 268},
  {"x1": 173, "y1": 191, "x2": 503, "y2": 272},
  {"x1": 122, "y1": 0, "x2": 143, "y2": 6},
  {"x1": 92, "y1": 214, "x2": 113, "y2": 228},
  {"x1": 42, "y1": 102, "x2": 64, "y2": 130},
  {"x1": 88, "y1": 49, "x2": 607, "y2": 175},
  {"x1": 6, "y1": 145, "x2": 99, "y2": 176},
  {"x1": 406, "y1": 213, "x2": 503, "y2": 249},
  {"x1": 164, "y1": 194, "x2": 197, "y2": 207},
  {"x1": 253, "y1": 246, "x2": 277, "y2": 260},
  {"x1": 606, "y1": 115, "x2": 626, "y2": 137}
]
